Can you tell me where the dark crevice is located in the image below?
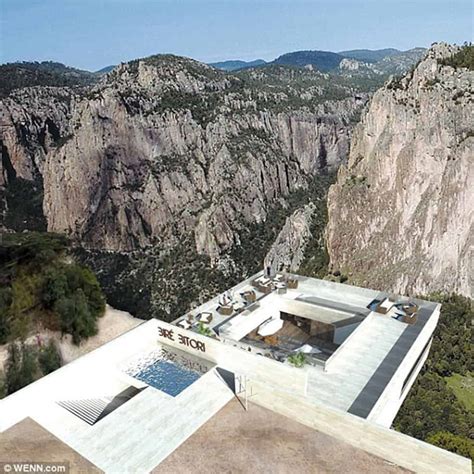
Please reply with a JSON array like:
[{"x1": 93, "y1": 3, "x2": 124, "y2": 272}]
[
  {"x1": 284, "y1": 163, "x2": 291, "y2": 191},
  {"x1": 1, "y1": 139, "x2": 17, "y2": 183}
]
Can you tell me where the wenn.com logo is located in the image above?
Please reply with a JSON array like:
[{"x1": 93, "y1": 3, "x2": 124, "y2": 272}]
[{"x1": 0, "y1": 463, "x2": 69, "y2": 473}]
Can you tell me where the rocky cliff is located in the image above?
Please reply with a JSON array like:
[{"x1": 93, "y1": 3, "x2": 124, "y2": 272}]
[
  {"x1": 2, "y1": 56, "x2": 367, "y2": 256},
  {"x1": 327, "y1": 43, "x2": 474, "y2": 298},
  {"x1": 1, "y1": 54, "x2": 369, "y2": 318}
]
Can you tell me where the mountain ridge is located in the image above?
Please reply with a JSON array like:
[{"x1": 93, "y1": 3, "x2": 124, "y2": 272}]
[
  {"x1": 0, "y1": 51, "x2": 369, "y2": 319},
  {"x1": 326, "y1": 43, "x2": 474, "y2": 298},
  {"x1": 208, "y1": 59, "x2": 266, "y2": 71}
]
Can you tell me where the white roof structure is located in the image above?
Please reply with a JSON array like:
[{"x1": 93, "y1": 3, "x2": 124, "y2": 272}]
[
  {"x1": 0, "y1": 270, "x2": 447, "y2": 472},
  {"x1": 172, "y1": 271, "x2": 441, "y2": 423}
]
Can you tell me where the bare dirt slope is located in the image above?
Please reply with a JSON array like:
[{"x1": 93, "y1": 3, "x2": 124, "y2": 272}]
[
  {"x1": 0, "y1": 418, "x2": 101, "y2": 473},
  {"x1": 155, "y1": 399, "x2": 410, "y2": 474}
]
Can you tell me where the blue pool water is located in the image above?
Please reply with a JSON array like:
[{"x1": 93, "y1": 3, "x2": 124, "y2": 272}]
[{"x1": 124, "y1": 348, "x2": 210, "y2": 397}]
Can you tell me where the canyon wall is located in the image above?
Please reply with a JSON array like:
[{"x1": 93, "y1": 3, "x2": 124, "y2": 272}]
[{"x1": 327, "y1": 44, "x2": 473, "y2": 297}]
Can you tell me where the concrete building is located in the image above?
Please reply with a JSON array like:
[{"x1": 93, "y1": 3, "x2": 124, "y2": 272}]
[{"x1": 0, "y1": 272, "x2": 471, "y2": 473}]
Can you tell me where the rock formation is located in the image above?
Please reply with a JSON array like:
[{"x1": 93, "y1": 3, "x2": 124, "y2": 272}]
[
  {"x1": 264, "y1": 203, "x2": 316, "y2": 272},
  {"x1": 1, "y1": 55, "x2": 367, "y2": 262},
  {"x1": 327, "y1": 43, "x2": 474, "y2": 297}
]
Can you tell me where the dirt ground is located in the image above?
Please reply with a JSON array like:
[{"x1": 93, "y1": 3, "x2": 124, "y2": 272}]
[
  {"x1": 0, "y1": 305, "x2": 142, "y2": 370},
  {"x1": 0, "y1": 400, "x2": 410, "y2": 474},
  {"x1": 57, "y1": 305, "x2": 142, "y2": 363},
  {"x1": 0, "y1": 418, "x2": 101, "y2": 473},
  {"x1": 155, "y1": 399, "x2": 411, "y2": 474}
]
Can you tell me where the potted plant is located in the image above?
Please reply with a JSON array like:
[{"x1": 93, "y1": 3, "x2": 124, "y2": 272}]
[{"x1": 287, "y1": 352, "x2": 306, "y2": 368}]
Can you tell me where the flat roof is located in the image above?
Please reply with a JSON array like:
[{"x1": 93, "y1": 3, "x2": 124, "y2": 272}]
[
  {"x1": 172, "y1": 271, "x2": 439, "y2": 418},
  {"x1": 0, "y1": 271, "x2": 441, "y2": 472}
]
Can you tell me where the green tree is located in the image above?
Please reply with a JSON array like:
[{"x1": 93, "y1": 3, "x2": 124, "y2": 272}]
[
  {"x1": 0, "y1": 232, "x2": 105, "y2": 345},
  {"x1": 424, "y1": 294, "x2": 473, "y2": 377},
  {"x1": 197, "y1": 322, "x2": 212, "y2": 337},
  {"x1": 55, "y1": 290, "x2": 98, "y2": 344},
  {"x1": 440, "y1": 44, "x2": 474, "y2": 71},
  {"x1": 426, "y1": 432, "x2": 474, "y2": 459},
  {"x1": 69, "y1": 265, "x2": 105, "y2": 318},
  {"x1": 287, "y1": 352, "x2": 307, "y2": 368},
  {"x1": 5, "y1": 342, "x2": 38, "y2": 395},
  {"x1": 394, "y1": 294, "x2": 474, "y2": 457},
  {"x1": 0, "y1": 287, "x2": 12, "y2": 344},
  {"x1": 38, "y1": 340, "x2": 62, "y2": 375},
  {"x1": 41, "y1": 267, "x2": 68, "y2": 309}
]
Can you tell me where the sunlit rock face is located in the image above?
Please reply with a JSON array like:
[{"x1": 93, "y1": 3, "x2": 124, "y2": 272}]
[
  {"x1": 327, "y1": 43, "x2": 474, "y2": 297},
  {"x1": 2, "y1": 55, "x2": 365, "y2": 261}
]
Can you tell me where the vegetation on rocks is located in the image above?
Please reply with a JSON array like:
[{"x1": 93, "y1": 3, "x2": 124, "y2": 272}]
[
  {"x1": 38, "y1": 340, "x2": 62, "y2": 375},
  {"x1": 394, "y1": 294, "x2": 474, "y2": 458},
  {"x1": 3, "y1": 339, "x2": 62, "y2": 396},
  {"x1": 0, "y1": 232, "x2": 105, "y2": 345},
  {"x1": 440, "y1": 43, "x2": 474, "y2": 70},
  {"x1": 4, "y1": 342, "x2": 38, "y2": 394},
  {"x1": 0, "y1": 61, "x2": 97, "y2": 98}
]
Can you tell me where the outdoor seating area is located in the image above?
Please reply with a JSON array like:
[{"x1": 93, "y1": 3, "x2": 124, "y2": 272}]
[
  {"x1": 217, "y1": 305, "x2": 234, "y2": 316},
  {"x1": 242, "y1": 290, "x2": 257, "y2": 303},
  {"x1": 252, "y1": 273, "x2": 290, "y2": 294},
  {"x1": 197, "y1": 312, "x2": 213, "y2": 324},
  {"x1": 176, "y1": 311, "x2": 214, "y2": 330}
]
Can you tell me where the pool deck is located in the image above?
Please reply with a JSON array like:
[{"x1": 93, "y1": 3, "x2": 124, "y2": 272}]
[{"x1": 0, "y1": 321, "x2": 234, "y2": 473}]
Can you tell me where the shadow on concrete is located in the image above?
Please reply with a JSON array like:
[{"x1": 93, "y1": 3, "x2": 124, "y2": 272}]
[
  {"x1": 216, "y1": 367, "x2": 249, "y2": 411},
  {"x1": 216, "y1": 367, "x2": 236, "y2": 393}
]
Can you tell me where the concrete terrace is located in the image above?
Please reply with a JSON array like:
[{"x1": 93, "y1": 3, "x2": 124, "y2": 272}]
[
  {"x1": 0, "y1": 320, "x2": 234, "y2": 473},
  {"x1": 172, "y1": 270, "x2": 440, "y2": 423}
]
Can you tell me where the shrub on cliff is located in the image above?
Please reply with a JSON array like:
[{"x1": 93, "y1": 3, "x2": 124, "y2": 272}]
[
  {"x1": 38, "y1": 341, "x2": 62, "y2": 375},
  {"x1": 5, "y1": 342, "x2": 39, "y2": 395},
  {"x1": 426, "y1": 431, "x2": 474, "y2": 459},
  {"x1": 0, "y1": 232, "x2": 105, "y2": 345},
  {"x1": 440, "y1": 44, "x2": 474, "y2": 70}
]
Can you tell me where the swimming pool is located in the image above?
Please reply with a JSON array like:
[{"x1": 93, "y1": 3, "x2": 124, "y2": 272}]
[{"x1": 123, "y1": 347, "x2": 212, "y2": 397}]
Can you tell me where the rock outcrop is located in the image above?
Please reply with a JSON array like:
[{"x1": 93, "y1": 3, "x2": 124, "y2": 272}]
[
  {"x1": 327, "y1": 43, "x2": 474, "y2": 297},
  {"x1": 0, "y1": 87, "x2": 73, "y2": 186},
  {"x1": 264, "y1": 203, "x2": 316, "y2": 272},
  {"x1": 2, "y1": 55, "x2": 367, "y2": 262}
]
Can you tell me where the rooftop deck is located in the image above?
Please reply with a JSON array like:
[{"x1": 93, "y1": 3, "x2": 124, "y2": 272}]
[{"x1": 171, "y1": 270, "x2": 440, "y2": 419}]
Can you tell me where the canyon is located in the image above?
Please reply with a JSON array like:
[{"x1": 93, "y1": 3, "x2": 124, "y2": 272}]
[{"x1": 1, "y1": 43, "x2": 472, "y2": 320}]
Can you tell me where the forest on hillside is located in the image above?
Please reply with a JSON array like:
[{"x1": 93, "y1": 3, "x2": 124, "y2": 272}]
[{"x1": 394, "y1": 294, "x2": 474, "y2": 459}]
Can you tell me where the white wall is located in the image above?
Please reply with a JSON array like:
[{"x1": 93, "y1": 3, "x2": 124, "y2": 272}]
[
  {"x1": 154, "y1": 320, "x2": 308, "y2": 396},
  {"x1": 367, "y1": 304, "x2": 441, "y2": 427}
]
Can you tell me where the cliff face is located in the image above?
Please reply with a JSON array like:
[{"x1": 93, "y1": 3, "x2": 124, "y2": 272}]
[
  {"x1": 0, "y1": 87, "x2": 74, "y2": 230},
  {"x1": 2, "y1": 55, "x2": 366, "y2": 262},
  {"x1": 264, "y1": 203, "x2": 316, "y2": 272},
  {"x1": 0, "y1": 87, "x2": 73, "y2": 186},
  {"x1": 0, "y1": 54, "x2": 368, "y2": 318},
  {"x1": 327, "y1": 44, "x2": 474, "y2": 297}
]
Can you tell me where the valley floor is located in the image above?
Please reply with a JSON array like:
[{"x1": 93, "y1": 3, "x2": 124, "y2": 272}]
[{"x1": 446, "y1": 373, "x2": 474, "y2": 412}]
